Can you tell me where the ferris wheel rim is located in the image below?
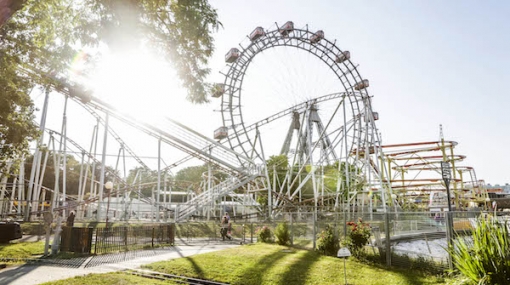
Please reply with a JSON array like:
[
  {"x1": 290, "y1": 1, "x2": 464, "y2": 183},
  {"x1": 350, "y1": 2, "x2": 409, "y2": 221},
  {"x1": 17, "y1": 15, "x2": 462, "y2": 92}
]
[{"x1": 220, "y1": 24, "x2": 371, "y2": 161}]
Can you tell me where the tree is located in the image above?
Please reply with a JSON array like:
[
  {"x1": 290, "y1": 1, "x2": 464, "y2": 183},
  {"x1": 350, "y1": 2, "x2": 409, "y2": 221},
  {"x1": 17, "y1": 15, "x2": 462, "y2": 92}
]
[
  {"x1": 175, "y1": 164, "x2": 227, "y2": 192},
  {"x1": 260, "y1": 154, "x2": 289, "y2": 206},
  {"x1": 0, "y1": 0, "x2": 221, "y2": 172},
  {"x1": 22, "y1": 152, "x2": 118, "y2": 199},
  {"x1": 323, "y1": 161, "x2": 365, "y2": 201},
  {"x1": 0, "y1": 53, "x2": 39, "y2": 173},
  {"x1": 0, "y1": 0, "x2": 26, "y2": 27}
]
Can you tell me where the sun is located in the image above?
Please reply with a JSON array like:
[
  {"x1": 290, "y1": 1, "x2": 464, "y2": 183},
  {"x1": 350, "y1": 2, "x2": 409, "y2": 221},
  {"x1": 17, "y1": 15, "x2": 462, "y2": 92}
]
[{"x1": 86, "y1": 48, "x2": 186, "y2": 123}]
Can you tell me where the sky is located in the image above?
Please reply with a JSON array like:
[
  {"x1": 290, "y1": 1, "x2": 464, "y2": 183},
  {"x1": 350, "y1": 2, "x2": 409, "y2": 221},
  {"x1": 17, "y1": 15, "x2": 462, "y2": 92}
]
[{"x1": 30, "y1": 0, "x2": 510, "y2": 184}]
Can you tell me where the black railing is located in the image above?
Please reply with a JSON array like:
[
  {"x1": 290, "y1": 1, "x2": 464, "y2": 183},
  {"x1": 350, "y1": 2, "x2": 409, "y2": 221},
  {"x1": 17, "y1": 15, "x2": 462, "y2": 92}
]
[
  {"x1": 92, "y1": 224, "x2": 175, "y2": 254},
  {"x1": 59, "y1": 224, "x2": 175, "y2": 255}
]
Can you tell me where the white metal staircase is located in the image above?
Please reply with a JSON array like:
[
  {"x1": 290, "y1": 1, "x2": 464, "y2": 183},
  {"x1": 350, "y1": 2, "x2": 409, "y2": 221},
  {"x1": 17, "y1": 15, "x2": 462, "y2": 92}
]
[{"x1": 175, "y1": 172, "x2": 262, "y2": 221}]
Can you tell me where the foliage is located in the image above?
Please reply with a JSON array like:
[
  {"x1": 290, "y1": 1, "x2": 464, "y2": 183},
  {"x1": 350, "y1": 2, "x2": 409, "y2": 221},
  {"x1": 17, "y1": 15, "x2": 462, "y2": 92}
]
[
  {"x1": 345, "y1": 218, "x2": 371, "y2": 258},
  {"x1": 175, "y1": 164, "x2": 227, "y2": 186},
  {"x1": 0, "y1": 49, "x2": 39, "y2": 173},
  {"x1": 449, "y1": 216, "x2": 510, "y2": 285},
  {"x1": 15, "y1": 153, "x2": 119, "y2": 198},
  {"x1": 256, "y1": 225, "x2": 272, "y2": 243},
  {"x1": 257, "y1": 155, "x2": 289, "y2": 207},
  {"x1": 323, "y1": 161, "x2": 366, "y2": 200},
  {"x1": 274, "y1": 222, "x2": 290, "y2": 246},
  {"x1": 316, "y1": 225, "x2": 339, "y2": 256}
]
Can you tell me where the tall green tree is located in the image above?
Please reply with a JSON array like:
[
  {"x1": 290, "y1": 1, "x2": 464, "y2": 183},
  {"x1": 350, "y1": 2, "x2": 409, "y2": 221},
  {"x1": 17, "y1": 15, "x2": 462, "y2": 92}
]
[
  {"x1": 0, "y1": 0, "x2": 221, "y2": 172},
  {"x1": 323, "y1": 161, "x2": 365, "y2": 201}
]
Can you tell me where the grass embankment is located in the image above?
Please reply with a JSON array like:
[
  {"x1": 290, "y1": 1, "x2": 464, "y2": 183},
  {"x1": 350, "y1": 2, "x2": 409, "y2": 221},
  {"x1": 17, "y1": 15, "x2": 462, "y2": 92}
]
[{"x1": 0, "y1": 241, "x2": 45, "y2": 264}]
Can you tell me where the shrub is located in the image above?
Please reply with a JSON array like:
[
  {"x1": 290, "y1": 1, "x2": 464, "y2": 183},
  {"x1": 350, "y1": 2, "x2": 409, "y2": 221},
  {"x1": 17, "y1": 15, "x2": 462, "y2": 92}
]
[
  {"x1": 449, "y1": 216, "x2": 510, "y2": 285},
  {"x1": 316, "y1": 225, "x2": 339, "y2": 256},
  {"x1": 257, "y1": 226, "x2": 272, "y2": 243},
  {"x1": 345, "y1": 218, "x2": 371, "y2": 258},
  {"x1": 274, "y1": 222, "x2": 290, "y2": 245}
]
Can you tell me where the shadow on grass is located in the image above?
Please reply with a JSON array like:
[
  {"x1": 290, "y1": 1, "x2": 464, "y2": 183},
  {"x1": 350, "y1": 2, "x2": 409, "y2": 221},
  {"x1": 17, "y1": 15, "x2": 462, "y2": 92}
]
[
  {"x1": 236, "y1": 249, "x2": 287, "y2": 285},
  {"x1": 170, "y1": 245, "x2": 207, "y2": 278},
  {"x1": 278, "y1": 249, "x2": 321, "y2": 285}
]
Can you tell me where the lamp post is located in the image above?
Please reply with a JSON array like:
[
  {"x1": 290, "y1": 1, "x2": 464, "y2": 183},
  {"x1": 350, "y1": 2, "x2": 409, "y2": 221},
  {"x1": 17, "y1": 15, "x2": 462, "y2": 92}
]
[
  {"x1": 105, "y1": 181, "x2": 113, "y2": 228},
  {"x1": 440, "y1": 161, "x2": 454, "y2": 270}
]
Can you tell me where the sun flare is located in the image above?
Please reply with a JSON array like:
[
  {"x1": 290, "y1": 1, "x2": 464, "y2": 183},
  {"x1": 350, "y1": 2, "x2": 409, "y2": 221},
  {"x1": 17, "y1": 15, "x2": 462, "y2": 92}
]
[{"x1": 87, "y1": 49, "x2": 185, "y2": 123}]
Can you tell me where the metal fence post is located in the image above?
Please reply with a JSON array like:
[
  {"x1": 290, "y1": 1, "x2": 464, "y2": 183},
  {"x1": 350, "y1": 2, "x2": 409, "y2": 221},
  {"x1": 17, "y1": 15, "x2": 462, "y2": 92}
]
[
  {"x1": 313, "y1": 210, "x2": 317, "y2": 250},
  {"x1": 152, "y1": 227, "x2": 155, "y2": 248},
  {"x1": 94, "y1": 228, "x2": 99, "y2": 255},
  {"x1": 446, "y1": 211, "x2": 454, "y2": 270},
  {"x1": 250, "y1": 223, "x2": 253, "y2": 243},
  {"x1": 290, "y1": 213, "x2": 294, "y2": 246},
  {"x1": 384, "y1": 212, "x2": 391, "y2": 267}
]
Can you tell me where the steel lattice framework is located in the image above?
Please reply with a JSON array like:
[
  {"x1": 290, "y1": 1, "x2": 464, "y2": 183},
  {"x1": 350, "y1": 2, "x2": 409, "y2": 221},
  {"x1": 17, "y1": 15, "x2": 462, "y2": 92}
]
[
  {"x1": 218, "y1": 23, "x2": 391, "y2": 210},
  {"x1": 221, "y1": 27, "x2": 368, "y2": 160}
]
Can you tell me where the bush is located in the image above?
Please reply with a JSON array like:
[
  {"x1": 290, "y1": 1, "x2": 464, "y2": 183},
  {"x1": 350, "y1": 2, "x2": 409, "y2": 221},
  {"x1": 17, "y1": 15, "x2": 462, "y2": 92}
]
[
  {"x1": 274, "y1": 222, "x2": 290, "y2": 245},
  {"x1": 344, "y1": 218, "x2": 371, "y2": 258},
  {"x1": 450, "y1": 216, "x2": 510, "y2": 284},
  {"x1": 257, "y1": 226, "x2": 272, "y2": 243},
  {"x1": 316, "y1": 225, "x2": 339, "y2": 256}
]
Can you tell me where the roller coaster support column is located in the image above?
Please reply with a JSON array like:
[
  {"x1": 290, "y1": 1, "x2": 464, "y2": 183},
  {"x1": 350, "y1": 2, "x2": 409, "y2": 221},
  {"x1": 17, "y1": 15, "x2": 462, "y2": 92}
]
[
  {"x1": 157, "y1": 138, "x2": 161, "y2": 222},
  {"x1": 97, "y1": 112, "x2": 109, "y2": 221},
  {"x1": 207, "y1": 146, "x2": 212, "y2": 220},
  {"x1": 449, "y1": 147, "x2": 459, "y2": 209},
  {"x1": 62, "y1": 95, "x2": 69, "y2": 217},
  {"x1": 257, "y1": 127, "x2": 273, "y2": 220},
  {"x1": 26, "y1": 89, "x2": 49, "y2": 221}
]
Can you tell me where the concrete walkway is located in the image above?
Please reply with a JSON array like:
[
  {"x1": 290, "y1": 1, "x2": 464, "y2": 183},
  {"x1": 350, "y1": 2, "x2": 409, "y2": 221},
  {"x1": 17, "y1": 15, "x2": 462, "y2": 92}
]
[{"x1": 0, "y1": 243, "x2": 240, "y2": 285}]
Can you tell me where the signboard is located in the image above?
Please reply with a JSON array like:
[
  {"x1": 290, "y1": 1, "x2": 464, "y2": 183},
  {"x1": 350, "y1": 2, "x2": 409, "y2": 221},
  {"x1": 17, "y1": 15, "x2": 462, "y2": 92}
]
[
  {"x1": 337, "y1": 247, "x2": 351, "y2": 258},
  {"x1": 441, "y1": 161, "x2": 451, "y2": 180},
  {"x1": 429, "y1": 192, "x2": 448, "y2": 208}
]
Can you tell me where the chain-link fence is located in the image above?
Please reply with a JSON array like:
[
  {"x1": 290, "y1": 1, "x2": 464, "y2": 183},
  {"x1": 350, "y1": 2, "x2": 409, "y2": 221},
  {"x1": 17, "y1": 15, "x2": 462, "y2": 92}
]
[
  {"x1": 223, "y1": 210, "x2": 508, "y2": 273},
  {"x1": 9, "y1": 201, "x2": 507, "y2": 274}
]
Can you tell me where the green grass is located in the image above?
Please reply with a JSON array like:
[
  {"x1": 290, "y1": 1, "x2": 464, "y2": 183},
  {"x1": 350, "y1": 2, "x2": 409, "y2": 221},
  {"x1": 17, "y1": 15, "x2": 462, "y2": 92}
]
[
  {"x1": 0, "y1": 241, "x2": 45, "y2": 262},
  {"x1": 35, "y1": 243, "x2": 454, "y2": 285},
  {"x1": 40, "y1": 272, "x2": 176, "y2": 285},
  {"x1": 144, "y1": 243, "x2": 450, "y2": 285}
]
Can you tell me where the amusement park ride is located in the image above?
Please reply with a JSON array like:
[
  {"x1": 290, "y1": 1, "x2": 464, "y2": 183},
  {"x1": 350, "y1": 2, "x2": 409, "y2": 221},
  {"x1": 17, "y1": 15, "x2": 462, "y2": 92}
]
[{"x1": 0, "y1": 21, "x2": 492, "y2": 224}]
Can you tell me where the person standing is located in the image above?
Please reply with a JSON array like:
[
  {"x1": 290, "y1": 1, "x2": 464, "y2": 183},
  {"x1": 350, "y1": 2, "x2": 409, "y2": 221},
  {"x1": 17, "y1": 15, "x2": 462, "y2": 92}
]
[
  {"x1": 66, "y1": 211, "x2": 75, "y2": 227},
  {"x1": 221, "y1": 215, "x2": 229, "y2": 240}
]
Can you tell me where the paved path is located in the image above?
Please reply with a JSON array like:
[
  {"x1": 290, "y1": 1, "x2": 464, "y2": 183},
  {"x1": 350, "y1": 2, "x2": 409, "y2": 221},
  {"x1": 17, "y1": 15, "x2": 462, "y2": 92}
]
[{"x1": 0, "y1": 243, "x2": 240, "y2": 285}]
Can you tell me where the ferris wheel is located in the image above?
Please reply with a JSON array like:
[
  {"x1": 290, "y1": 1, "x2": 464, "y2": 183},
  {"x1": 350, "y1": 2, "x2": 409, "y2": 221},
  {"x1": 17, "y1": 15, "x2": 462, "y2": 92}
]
[{"x1": 213, "y1": 22, "x2": 387, "y2": 208}]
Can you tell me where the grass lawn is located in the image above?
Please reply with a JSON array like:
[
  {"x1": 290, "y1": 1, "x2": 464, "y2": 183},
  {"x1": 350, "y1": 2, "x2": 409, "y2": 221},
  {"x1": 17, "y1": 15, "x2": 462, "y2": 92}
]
[
  {"x1": 26, "y1": 243, "x2": 456, "y2": 285},
  {"x1": 40, "y1": 272, "x2": 176, "y2": 285},
  {"x1": 144, "y1": 243, "x2": 451, "y2": 285},
  {"x1": 0, "y1": 241, "x2": 45, "y2": 263}
]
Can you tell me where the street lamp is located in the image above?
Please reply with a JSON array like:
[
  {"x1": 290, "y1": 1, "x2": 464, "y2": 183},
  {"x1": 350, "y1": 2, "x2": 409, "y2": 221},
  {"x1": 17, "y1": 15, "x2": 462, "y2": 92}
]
[{"x1": 105, "y1": 181, "x2": 113, "y2": 228}]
